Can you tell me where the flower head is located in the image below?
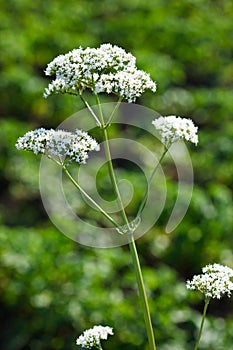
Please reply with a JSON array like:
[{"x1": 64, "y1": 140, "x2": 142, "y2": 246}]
[
  {"x1": 44, "y1": 43, "x2": 156, "y2": 102},
  {"x1": 152, "y1": 115, "x2": 198, "y2": 147},
  {"x1": 202, "y1": 263, "x2": 233, "y2": 277},
  {"x1": 16, "y1": 128, "x2": 100, "y2": 165},
  {"x1": 76, "y1": 325, "x2": 113, "y2": 349},
  {"x1": 186, "y1": 264, "x2": 233, "y2": 299},
  {"x1": 94, "y1": 69, "x2": 156, "y2": 103}
]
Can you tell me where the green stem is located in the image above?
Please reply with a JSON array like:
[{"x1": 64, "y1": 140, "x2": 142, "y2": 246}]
[
  {"x1": 95, "y1": 94, "x2": 128, "y2": 224},
  {"x1": 137, "y1": 147, "x2": 168, "y2": 218},
  {"x1": 128, "y1": 233, "x2": 157, "y2": 350},
  {"x1": 106, "y1": 97, "x2": 123, "y2": 127},
  {"x1": 79, "y1": 94, "x2": 101, "y2": 127},
  {"x1": 96, "y1": 345, "x2": 103, "y2": 350},
  {"x1": 194, "y1": 298, "x2": 210, "y2": 350},
  {"x1": 95, "y1": 94, "x2": 157, "y2": 350},
  {"x1": 62, "y1": 165, "x2": 119, "y2": 228}
]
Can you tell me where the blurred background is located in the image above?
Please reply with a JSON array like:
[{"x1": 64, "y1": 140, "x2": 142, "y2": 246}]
[{"x1": 0, "y1": 0, "x2": 233, "y2": 349}]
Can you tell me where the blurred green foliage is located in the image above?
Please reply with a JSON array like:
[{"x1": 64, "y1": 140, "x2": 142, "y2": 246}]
[{"x1": 0, "y1": 0, "x2": 233, "y2": 349}]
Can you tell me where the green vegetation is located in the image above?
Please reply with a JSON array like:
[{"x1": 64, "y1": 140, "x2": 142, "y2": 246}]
[{"x1": 0, "y1": 0, "x2": 233, "y2": 349}]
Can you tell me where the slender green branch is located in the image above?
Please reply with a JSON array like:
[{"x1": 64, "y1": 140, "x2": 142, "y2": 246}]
[
  {"x1": 194, "y1": 298, "x2": 210, "y2": 350},
  {"x1": 79, "y1": 94, "x2": 102, "y2": 127},
  {"x1": 105, "y1": 97, "x2": 123, "y2": 127},
  {"x1": 95, "y1": 93, "x2": 128, "y2": 224},
  {"x1": 94, "y1": 94, "x2": 157, "y2": 350},
  {"x1": 137, "y1": 147, "x2": 168, "y2": 217},
  {"x1": 95, "y1": 94, "x2": 106, "y2": 127},
  {"x1": 62, "y1": 164, "x2": 119, "y2": 228},
  {"x1": 128, "y1": 233, "x2": 157, "y2": 350}
]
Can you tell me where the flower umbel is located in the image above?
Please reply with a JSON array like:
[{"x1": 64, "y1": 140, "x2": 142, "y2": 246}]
[
  {"x1": 152, "y1": 115, "x2": 198, "y2": 147},
  {"x1": 76, "y1": 325, "x2": 113, "y2": 349},
  {"x1": 44, "y1": 43, "x2": 156, "y2": 102},
  {"x1": 186, "y1": 264, "x2": 233, "y2": 299},
  {"x1": 16, "y1": 128, "x2": 100, "y2": 165},
  {"x1": 94, "y1": 69, "x2": 156, "y2": 103},
  {"x1": 202, "y1": 263, "x2": 233, "y2": 277}
]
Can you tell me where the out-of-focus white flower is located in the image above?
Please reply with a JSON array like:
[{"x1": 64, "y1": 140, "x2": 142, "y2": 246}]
[
  {"x1": 186, "y1": 264, "x2": 233, "y2": 299},
  {"x1": 16, "y1": 128, "x2": 99, "y2": 165},
  {"x1": 202, "y1": 263, "x2": 233, "y2": 277},
  {"x1": 76, "y1": 325, "x2": 113, "y2": 349},
  {"x1": 44, "y1": 43, "x2": 156, "y2": 102},
  {"x1": 152, "y1": 115, "x2": 198, "y2": 147}
]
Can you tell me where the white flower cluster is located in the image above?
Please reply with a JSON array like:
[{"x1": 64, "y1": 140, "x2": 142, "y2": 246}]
[
  {"x1": 152, "y1": 115, "x2": 198, "y2": 147},
  {"x1": 76, "y1": 325, "x2": 113, "y2": 349},
  {"x1": 44, "y1": 43, "x2": 156, "y2": 102},
  {"x1": 186, "y1": 264, "x2": 233, "y2": 299},
  {"x1": 94, "y1": 69, "x2": 156, "y2": 103},
  {"x1": 16, "y1": 128, "x2": 100, "y2": 165}
]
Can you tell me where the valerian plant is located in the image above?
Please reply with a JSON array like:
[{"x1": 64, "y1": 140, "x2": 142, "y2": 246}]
[
  {"x1": 16, "y1": 44, "x2": 232, "y2": 350},
  {"x1": 186, "y1": 264, "x2": 233, "y2": 350}
]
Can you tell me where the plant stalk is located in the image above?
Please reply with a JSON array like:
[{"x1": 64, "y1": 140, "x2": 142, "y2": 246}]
[
  {"x1": 95, "y1": 94, "x2": 157, "y2": 350},
  {"x1": 62, "y1": 165, "x2": 119, "y2": 228},
  {"x1": 128, "y1": 233, "x2": 157, "y2": 350},
  {"x1": 106, "y1": 97, "x2": 123, "y2": 127},
  {"x1": 137, "y1": 147, "x2": 168, "y2": 218},
  {"x1": 194, "y1": 298, "x2": 210, "y2": 350}
]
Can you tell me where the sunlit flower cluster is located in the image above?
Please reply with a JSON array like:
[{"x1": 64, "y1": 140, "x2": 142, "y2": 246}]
[
  {"x1": 44, "y1": 43, "x2": 156, "y2": 102},
  {"x1": 16, "y1": 128, "x2": 99, "y2": 165},
  {"x1": 95, "y1": 69, "x2": 156, "y2": 103},
  {"x1": 152, "y1": 115, "x2": 198, "y2": 147},
  {"x1": 186, "y1": 264, "x2": 233, "y2": 299},
  {"x1": 76, "y1": 325, "x2": 113, "y2": 349}
]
